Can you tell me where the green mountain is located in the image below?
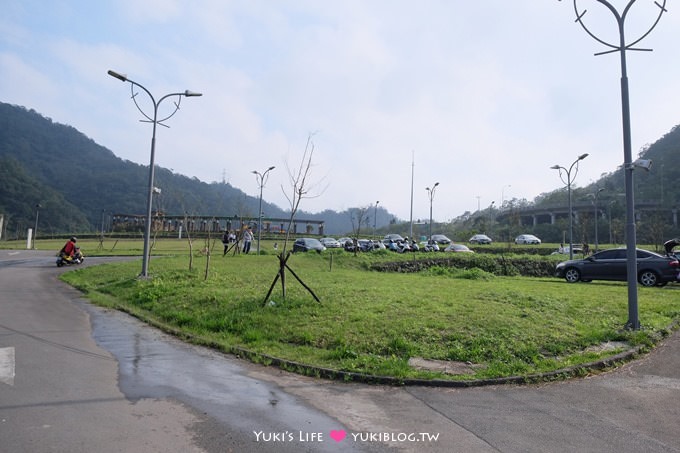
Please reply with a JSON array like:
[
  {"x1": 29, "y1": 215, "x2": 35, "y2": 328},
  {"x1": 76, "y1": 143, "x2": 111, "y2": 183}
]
[
  {"x1": 454, "y1": 124, "x2": 680, "y2": 245},
  {"x1": 2, "y1": 101, "x2": 677, "y2": 243},
  {"x1": 0, "y1": 102, "x2": 391, "y2": 238}
]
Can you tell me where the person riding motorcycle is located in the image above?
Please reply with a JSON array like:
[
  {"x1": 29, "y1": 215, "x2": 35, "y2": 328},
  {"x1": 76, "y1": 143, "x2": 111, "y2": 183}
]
[{"x1": 60, "y1": 237, "x2": 77, "y2": 259}]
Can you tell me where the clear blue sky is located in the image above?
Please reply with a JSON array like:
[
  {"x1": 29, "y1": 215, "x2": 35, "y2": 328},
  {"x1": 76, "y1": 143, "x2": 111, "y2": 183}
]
[{"x1": 1, "y1": 1, "x2": 678, "y2": 221}]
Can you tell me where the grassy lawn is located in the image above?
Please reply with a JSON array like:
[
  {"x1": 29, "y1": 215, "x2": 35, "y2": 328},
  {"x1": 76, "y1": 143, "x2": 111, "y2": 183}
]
[{"x1": 53, "y1": 240, "x2": 680, "y2": 383}]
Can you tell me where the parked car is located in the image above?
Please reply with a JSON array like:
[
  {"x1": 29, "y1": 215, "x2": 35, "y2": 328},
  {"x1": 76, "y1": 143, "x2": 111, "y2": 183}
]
[
  {"x1": 555, "y1": 248, "x2": 680, "y2": 287},
  {"x1": 515, "y1": 234, "x2": 541, "y2": 245},
  {"x1": 337, "y1": 237, "x2": 353, "y2": 248},
  {"x1": 320, "y1": 237, "x2": 341, "y2": 248},
  {"x1": 292, "y1": 238, "x2": 326, "y2": 253},
  {"x1": 383, "y1": 233, "x2": 405, "y2": 246},
  {"x1": 430, "y1": 234, "x2": 452, "y2": 245},
  {"x1": 469, "y1": 234, "x2": 492, "y2": 244},
  {"x1": 444, "y1": 244, "x2": 474, "y2": 253},
  {"x1": 356, "y1": 239, "x2": 385, "y2": 252},
  {"x1": 551, "y1": 245, "x2": 584, "y2": 255}
]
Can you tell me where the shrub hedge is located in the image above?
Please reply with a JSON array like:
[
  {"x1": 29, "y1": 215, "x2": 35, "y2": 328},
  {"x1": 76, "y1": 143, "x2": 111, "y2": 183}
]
[{"x1": 370, "y1": 254, "x2": 557, "y2": 278}]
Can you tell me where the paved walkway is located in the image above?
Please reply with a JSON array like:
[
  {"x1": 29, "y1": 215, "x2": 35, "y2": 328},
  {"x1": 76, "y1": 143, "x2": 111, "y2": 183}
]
[{"x1": 1, "y1": 250, "x2": 679, "y2": 452}]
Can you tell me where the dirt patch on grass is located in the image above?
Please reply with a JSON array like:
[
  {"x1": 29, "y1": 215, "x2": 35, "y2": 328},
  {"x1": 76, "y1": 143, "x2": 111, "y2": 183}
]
[
  {"x1": 584, "y1": 341, "x2": 630, "y2": 354},
  {"x1": 408, "y1": 357, "x2": 486, "y2": 375}
]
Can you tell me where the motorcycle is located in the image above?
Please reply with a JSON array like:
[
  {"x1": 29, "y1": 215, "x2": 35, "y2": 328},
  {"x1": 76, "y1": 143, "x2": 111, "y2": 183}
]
[
  {"x1": 421, "y1": 240, "x2": 439, "y2": 252},
  {"x1": 56, "y1": 247, "x2": 85, "y2": 267},
  {"x1": 396, "y1": 240, "x2": 411, "y2": 253}
]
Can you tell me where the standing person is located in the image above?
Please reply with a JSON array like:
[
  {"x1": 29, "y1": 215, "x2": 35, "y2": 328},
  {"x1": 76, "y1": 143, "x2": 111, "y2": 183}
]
[
  {"x1": 243, "y1": 226, "x2": 254, "y2": 254},
  {"x1": 222, "y1": 230, "x2": 229, "y2": 255}
]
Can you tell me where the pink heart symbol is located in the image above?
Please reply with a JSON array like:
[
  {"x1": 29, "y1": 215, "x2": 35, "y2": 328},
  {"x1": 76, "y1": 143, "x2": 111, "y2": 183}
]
[{"x1": 329, "y1": 430, "x2": 346, "y2": 442}]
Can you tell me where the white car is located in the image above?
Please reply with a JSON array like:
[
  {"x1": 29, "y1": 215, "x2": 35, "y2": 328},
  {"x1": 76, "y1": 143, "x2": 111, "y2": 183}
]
[
  {"x1": 551, "y1": 245, "x2": 583, "y2": 255},
  {"x1": 320, "y1": 237, "x2": 342, "y2": 248},
  {"x1": 515, "y1": 234, "x2": 541, "y2": 245},
  {"x1": 444, "y1": 244, "x2": 474, "y2": 253}
]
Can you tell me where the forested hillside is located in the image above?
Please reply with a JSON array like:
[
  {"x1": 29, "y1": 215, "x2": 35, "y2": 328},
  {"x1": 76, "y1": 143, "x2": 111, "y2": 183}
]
[{"x1": 0, "y1": 102, "x2": 392, "y2": 238}]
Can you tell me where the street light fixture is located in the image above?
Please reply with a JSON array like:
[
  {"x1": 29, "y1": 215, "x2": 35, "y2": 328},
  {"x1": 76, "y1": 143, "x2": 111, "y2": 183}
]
[
  {"x1": 565, "y1": 0, "x2": 668, "y2": 330},
  {"x1": 108, "y1": 69, "x2": 202, "y2": 278},
  {"x1": 252, "y1": 166, "x2": 275, "y2": 255},
  {"x1": 426, "y1": 182, "x2": 439, "y2": 242},
  {"x1": 551, "y1": 153, "x2": 588, "y2": 260}
]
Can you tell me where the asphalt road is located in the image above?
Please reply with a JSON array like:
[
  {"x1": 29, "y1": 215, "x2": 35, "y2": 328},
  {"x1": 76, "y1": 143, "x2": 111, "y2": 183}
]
[{"x1": 1, "y1": 250, "x2": 679, "y2": 453}]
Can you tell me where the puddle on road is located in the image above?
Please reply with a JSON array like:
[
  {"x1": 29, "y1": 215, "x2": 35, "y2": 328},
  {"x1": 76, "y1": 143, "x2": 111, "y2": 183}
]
[{"x1": 77, "y1": 301, "x2": 374, "y2": 452}]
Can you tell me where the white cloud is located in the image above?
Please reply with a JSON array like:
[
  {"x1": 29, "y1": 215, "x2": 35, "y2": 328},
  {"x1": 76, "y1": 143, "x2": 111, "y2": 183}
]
[{"x1": 1, "y1": 0, "x2": 679, "y2": 222}]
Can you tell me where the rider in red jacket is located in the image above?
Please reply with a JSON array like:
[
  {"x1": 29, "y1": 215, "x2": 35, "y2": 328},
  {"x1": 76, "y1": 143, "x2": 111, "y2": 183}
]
[{"x1": 61, "y1": 237, "x2": 77, "y2": 257}]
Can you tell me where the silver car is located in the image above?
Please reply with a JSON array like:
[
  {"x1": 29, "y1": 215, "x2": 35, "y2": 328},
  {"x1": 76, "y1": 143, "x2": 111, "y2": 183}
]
[
  {"x1": 515, "y1": 234, "x2": 541, "y2": 245},
  {"x1": 320, "y1": 237, "x2": 342, "y2": 248}
]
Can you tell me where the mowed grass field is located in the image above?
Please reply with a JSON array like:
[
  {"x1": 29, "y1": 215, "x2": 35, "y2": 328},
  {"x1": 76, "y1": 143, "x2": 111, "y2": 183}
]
[{"x1": 40, "y1": 236, "x2": 680, "y2": 383}]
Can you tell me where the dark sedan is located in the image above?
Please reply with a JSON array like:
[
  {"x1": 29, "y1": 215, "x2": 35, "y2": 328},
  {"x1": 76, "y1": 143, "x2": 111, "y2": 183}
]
[
  {"x1": 555, "y1": 248, "x2": 679, "y2": 287},
  {"x1": 292, "y1": 238, "x2": 326, "y2": 253}
]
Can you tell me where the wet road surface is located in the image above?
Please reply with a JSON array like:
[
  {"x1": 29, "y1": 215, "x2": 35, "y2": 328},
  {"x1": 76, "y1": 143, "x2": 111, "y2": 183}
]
[{"x1": 1, "y1": 250, "x2": 680, "y2": 452}]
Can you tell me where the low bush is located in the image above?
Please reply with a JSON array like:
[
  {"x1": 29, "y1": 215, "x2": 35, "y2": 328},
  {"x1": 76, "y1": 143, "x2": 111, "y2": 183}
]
[{"x1": 371, "y1": 254, "x2": 556, "y2": 277}]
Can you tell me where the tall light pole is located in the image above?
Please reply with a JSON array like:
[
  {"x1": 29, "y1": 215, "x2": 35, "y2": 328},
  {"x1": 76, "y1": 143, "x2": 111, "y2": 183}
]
[
  {"x1": 252, "y1": 166, "x2": 275, "y2": 255},
  {"x1": 373, "y1": 200, "x2": 379, "y2": 240},
  {"x1": 33, "y1": 203, "x2": 41, "y2": 249},
  {"x1": 108, "y1": 69, "x2": 201, "y2": 278},
  {"x1": 590, "y1": 188, "x2": 605, "y2": 252},
  {"x1": 551, "y1": 153, "x2": 588, "y2": 260},
  {"x1": 409, "y1": 152, "x2": 415, "y2": 240},
  {"x1": 426, "y1": 182, "x2": 439, "y2": 242},
  {"x1": 565, "y1": 0, "x2": 668, "y2": 330},
  {"x1": 608, "y1": 200, "x2": 615, "y2": 245},
  {"x1": 501, "y1": 184, "x2": 511, "y2": 209}
]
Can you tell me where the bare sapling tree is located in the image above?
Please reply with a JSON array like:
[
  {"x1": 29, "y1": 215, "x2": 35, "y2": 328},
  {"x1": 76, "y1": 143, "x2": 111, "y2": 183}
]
[
  {"x1": 263, "y1": 134, "x2": 325, "y2": 305},
  {"x1": 203, "y1": 217, "x2": 218, "y2": 280},
  {"x1": 184, "y1": 212, "x2": 194, "y2": 271},
  {"x1": 349, "y1": 206, "x2": 371, "y2": 256}
]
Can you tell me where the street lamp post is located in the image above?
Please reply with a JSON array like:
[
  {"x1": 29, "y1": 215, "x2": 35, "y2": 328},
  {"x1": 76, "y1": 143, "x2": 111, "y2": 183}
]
[
  {"x1": 373, "y1": 200, "x2": 379, "y2": 240},
  {"x1": 252, "y1": 166, "x2": 275, "y2": 255},
  {"x1": 108, "y1": 69, "x2": 201, "y2": 278},
  {"x1": 551, "y1": 153, "x2": 588, "y2": 260},
  {"x1": 590, "y1": 188, "x2": 605, "y2": 252},
  {"x1": 426, "y1": 182, "x2": 439, "y2": 242},
  {"x1": 501, "y1": 184, "x2": 511, "y2": 209},
  {"x1": 608, "y1": 200, "x2": 615, "y2": 245},
  {"x1": 565, "y1": 0, "x2": 668, "y2": 330},
  {"x1": 33, "y1": 203, "x2": 41, "y2": 249}
]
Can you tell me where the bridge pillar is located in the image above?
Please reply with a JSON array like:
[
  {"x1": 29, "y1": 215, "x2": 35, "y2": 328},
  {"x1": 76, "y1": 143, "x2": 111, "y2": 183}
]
[{"x1": 550, "y1": 212, "x2": 556, "y2": 225}]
